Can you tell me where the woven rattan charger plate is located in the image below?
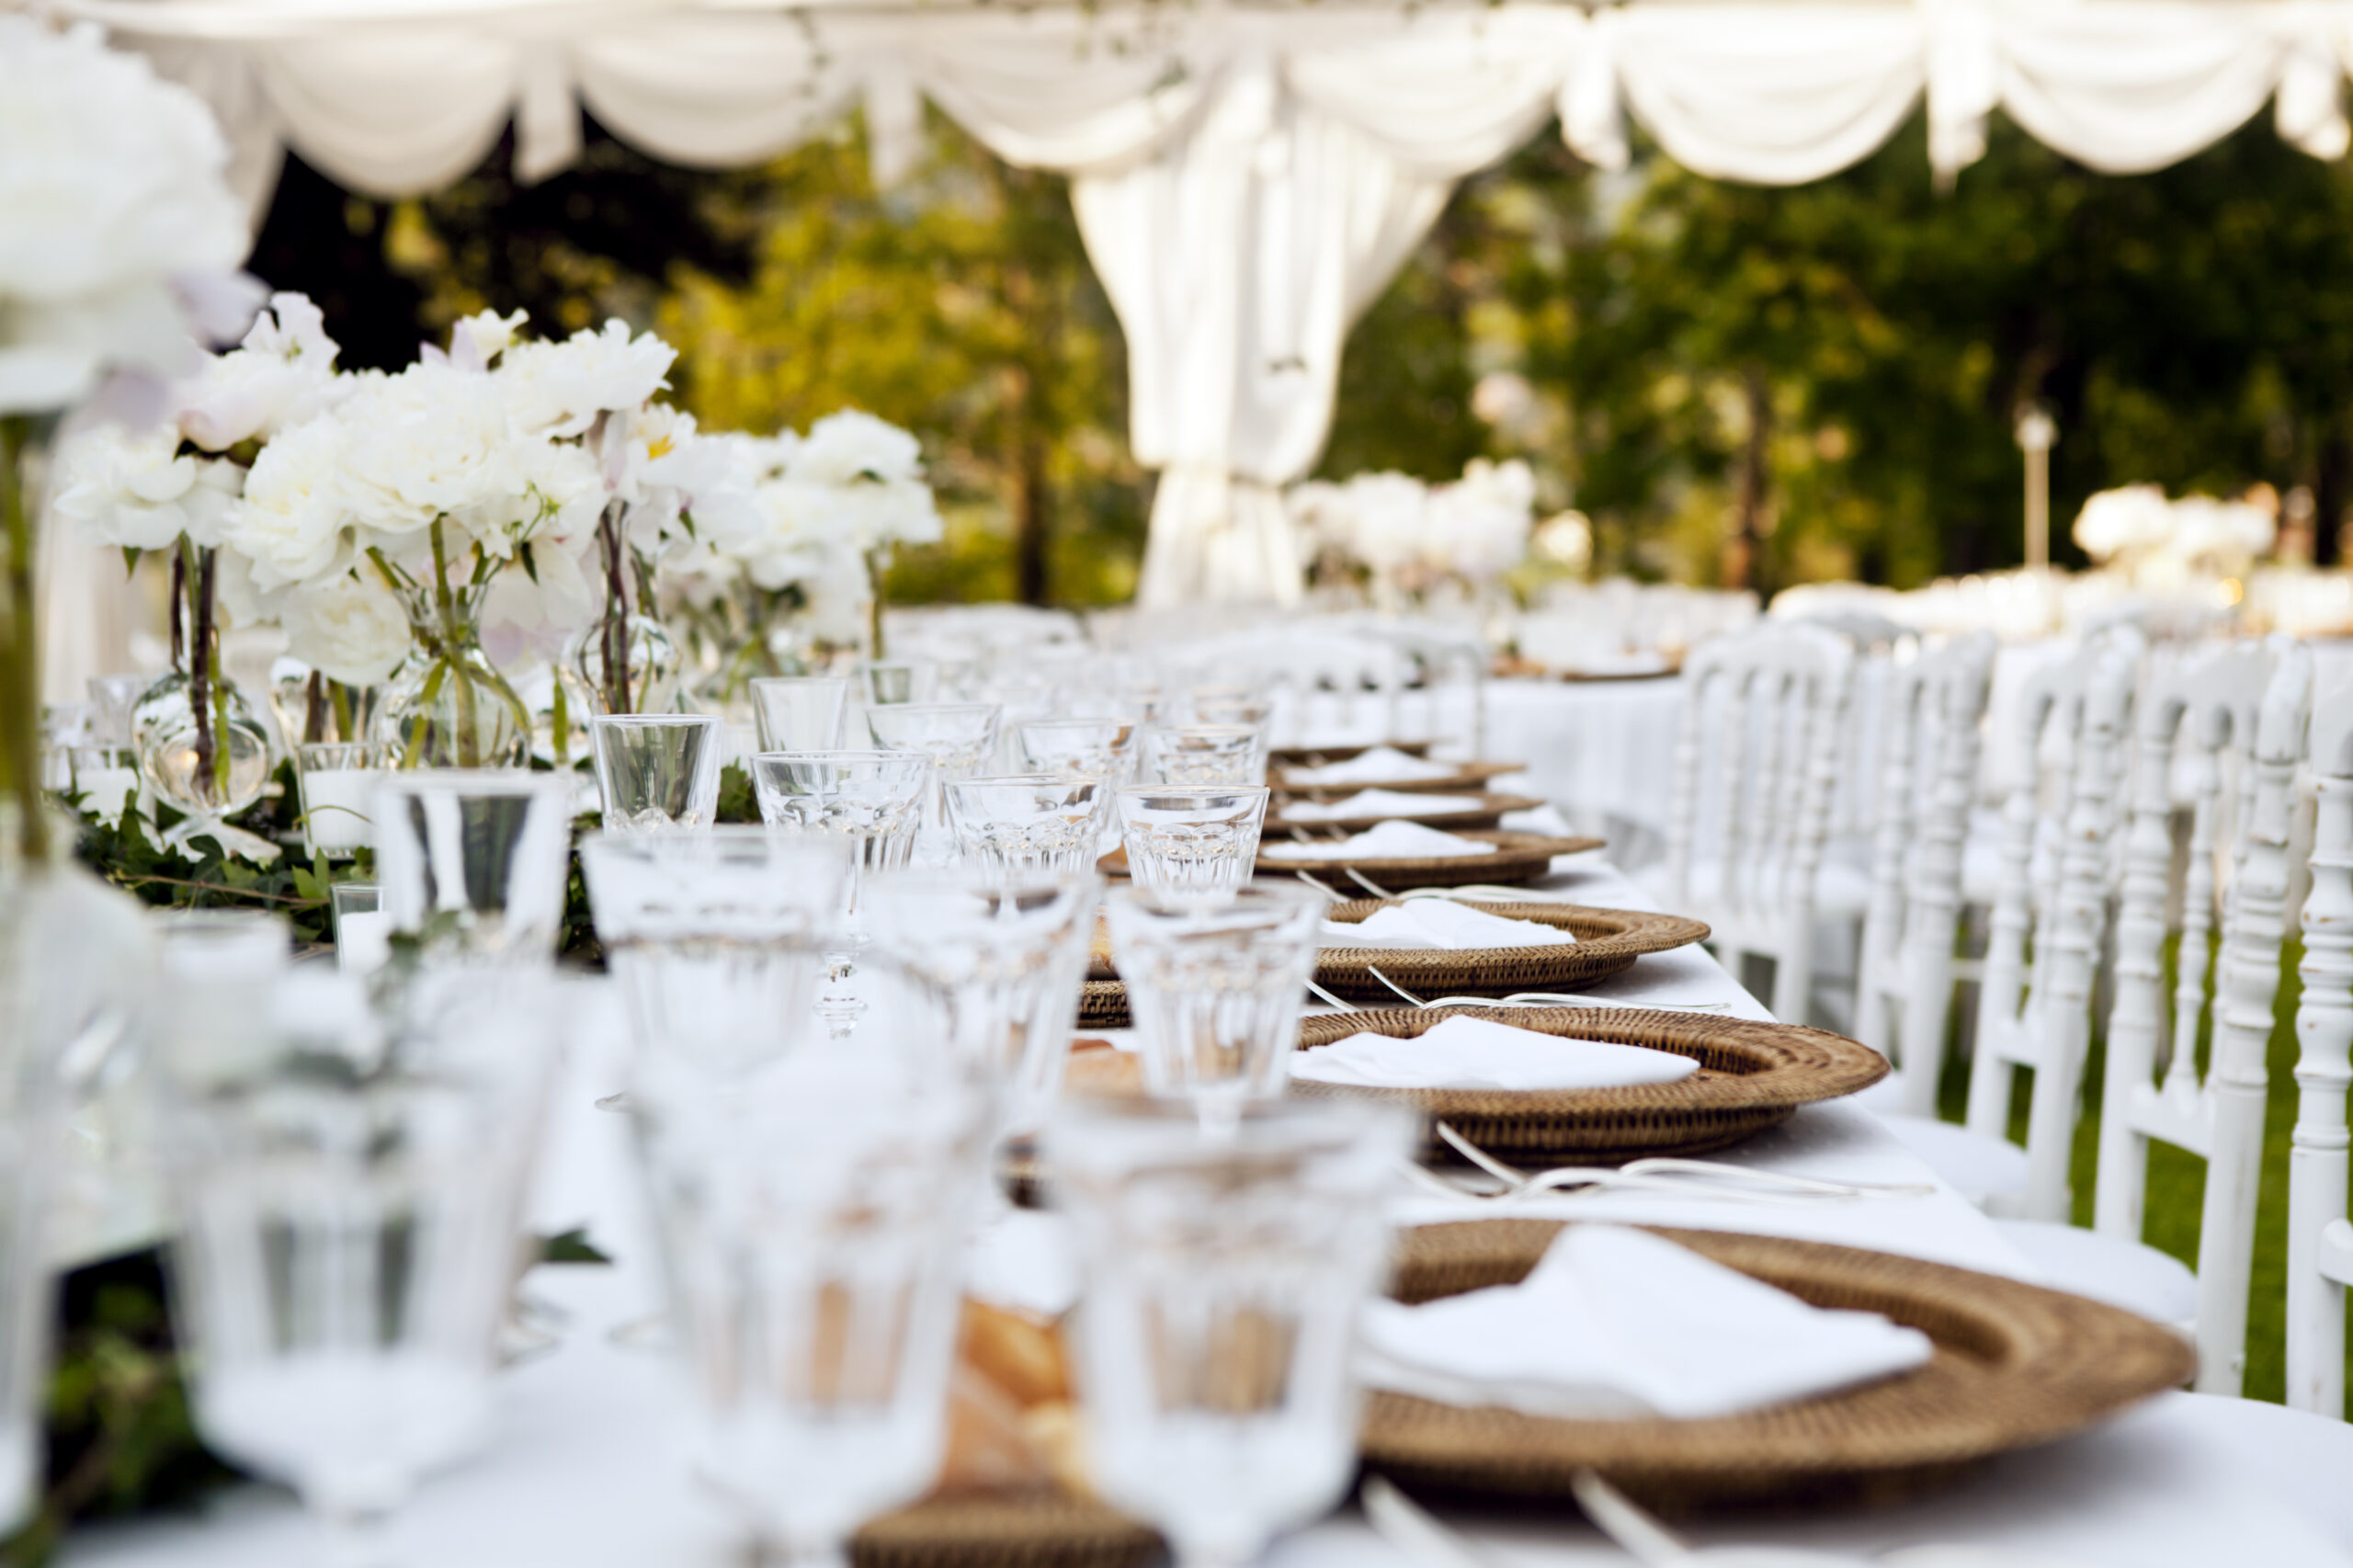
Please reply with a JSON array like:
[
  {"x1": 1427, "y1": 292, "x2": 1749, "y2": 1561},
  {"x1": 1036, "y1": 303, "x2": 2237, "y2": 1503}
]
[
  {"x1": 1257, "y1": 830, "x2": 1602, "y2": 890},
  {"x1": 1293, "y1": 1005, "x2": 1887, "y2": 1162},
  {"x1": 1367, "y1": 1220, "x2": 2194, "y2": 1513},
  {"x1": 1272, "y1": 793, "x2": 1546, "y2": 836},
  {"x1": 856, "y1": 1494, "x2": 1158, "y2": 1568},
  {"x1": 1271, "y1": 760, "x2": 1522, "y2": 801},
  {"x1": 1313, "y1": 899, "x2": 1708, "y2": 1004}
]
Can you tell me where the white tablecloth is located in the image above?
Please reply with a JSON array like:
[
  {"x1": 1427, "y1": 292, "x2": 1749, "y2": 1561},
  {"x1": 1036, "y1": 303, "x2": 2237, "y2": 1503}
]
[{"x1": 58, "y1": 853, "x2": 2353, "y2": 1568}]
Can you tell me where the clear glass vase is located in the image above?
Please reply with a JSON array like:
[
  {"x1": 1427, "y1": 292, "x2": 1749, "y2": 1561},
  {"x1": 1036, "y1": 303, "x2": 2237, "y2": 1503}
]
[
  {"x1": 129, "y1": 669, "x2": 272, "y2": 821},
  {"x1": 375, "y1": 579, "x2": 531, "y2": 768},
  {"x1": 267, "y1": 658, "x2": 381, "y2": 749},
  {"x1": 564, "y1": 612, "x2": 683, "y2": 719}
]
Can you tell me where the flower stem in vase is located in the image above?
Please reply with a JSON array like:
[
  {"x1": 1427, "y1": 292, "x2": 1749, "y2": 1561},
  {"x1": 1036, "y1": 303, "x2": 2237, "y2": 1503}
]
[
  {"x1": 866, "y1": 545, "x2": 890, "y2": 660},
  {"x1": 190, "y1": 544, "x2": 225, "y2": 797},
  {"x1": 427, "y1": 518, "x2": 484, "y2": 767},
  {"x1": 0, "y1": 415, "x2": 47, "y2": 863},
  {"x1": 597, "y1": 500, "x2": 632, "y2": 715}
]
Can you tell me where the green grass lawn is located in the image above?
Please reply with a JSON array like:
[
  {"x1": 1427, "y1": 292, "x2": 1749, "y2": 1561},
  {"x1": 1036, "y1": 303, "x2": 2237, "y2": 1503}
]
[{"x1": 1936, "y1": 935, "x2": 2330, "y2": 1405}]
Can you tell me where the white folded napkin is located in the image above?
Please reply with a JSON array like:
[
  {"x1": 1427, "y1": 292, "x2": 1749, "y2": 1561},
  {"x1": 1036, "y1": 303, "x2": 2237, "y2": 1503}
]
[
  {"x1": 1320, "y1": 900, "x2": 1574, "y2": 951},
  {"x1": 1262, "y1": 820, "x2": 1496, "y2": 861},
  {"x1": 1500, "y1": 802, "x2": 1577, "y2": 837},
  {"x1": 1282, "y1": 745, "x2": 1460, "y2": 786},
  {"x1": 1290, "y1": 1014, "x2": 1697, "y2": 1090},
  {"x1": 1283, "y1": 790, "x2": 1483, "y2": 824},
  {"x1": 1360, "y1": 1224, "x2": 1935, "y2": 1420}
]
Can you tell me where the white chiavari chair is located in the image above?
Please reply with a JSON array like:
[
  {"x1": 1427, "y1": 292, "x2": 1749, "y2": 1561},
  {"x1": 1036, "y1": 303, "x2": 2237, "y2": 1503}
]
[
  {"x1": 1853, "y1": 633, "x2": 1996, "y2": 1116},
  {"x1": 1661, "y1": 622, "x2": 1854, "y2": 1023},
  {"x1": 2288, "y1": 684, "x2": 2353, "y2": 1416},
  {"x1": 1971, "y1": 641, "x2": 2307, "y2": 1382}
]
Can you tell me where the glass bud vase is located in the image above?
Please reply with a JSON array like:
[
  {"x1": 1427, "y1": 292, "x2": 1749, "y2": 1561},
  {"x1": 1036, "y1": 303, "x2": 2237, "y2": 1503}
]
[
  {"x1": 563, "y1": 612, "x2": 684, "y2": 718},
  {"x1": 376, "y1": 579, "x2": 531, "y2": 768},
  {"x1": 267, "y1": 656, "x2": 381, "y2": 749},
  {"x1": 129, "y1": 670, "x2": 273, "y2": 821}
]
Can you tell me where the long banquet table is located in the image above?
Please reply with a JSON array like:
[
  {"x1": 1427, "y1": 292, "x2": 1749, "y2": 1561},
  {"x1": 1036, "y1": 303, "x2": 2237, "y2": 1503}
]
[{"x1": 59, "y1": 850, "x2": 2353, "y2": 1568}]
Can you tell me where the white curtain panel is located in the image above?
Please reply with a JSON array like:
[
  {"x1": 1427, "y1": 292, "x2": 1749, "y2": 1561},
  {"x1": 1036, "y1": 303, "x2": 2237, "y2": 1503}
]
[{"x1": 107, "y1": 0, "x2": 2353, "y2": 609}]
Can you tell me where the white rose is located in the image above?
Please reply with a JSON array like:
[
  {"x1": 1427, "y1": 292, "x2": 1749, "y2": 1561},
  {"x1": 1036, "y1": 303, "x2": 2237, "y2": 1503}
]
[
  {"x1": 337, "y1": 361, "x2": 531, "y2": 542},
  {"x1": 496, "y1": 320, "x2": 675, "y2": 437},
  {"x1": 175, "y1": 292, "x2": 346, "y2": 451},
  {"x1": 0, "y1": 20, "x2": 249, "y2": 412},
  {"x1": 789, "y1": 409, "x2": 925, "y2": 487},
  {"x1": 280, "y1": 572, "x2": 413, "y2": 687},
  {"x1": 51, "y1": 422, "x2": 242, "y2": 551},
  {"x1": 226, "y1": 411, "x2": 355, "y2": 587}
]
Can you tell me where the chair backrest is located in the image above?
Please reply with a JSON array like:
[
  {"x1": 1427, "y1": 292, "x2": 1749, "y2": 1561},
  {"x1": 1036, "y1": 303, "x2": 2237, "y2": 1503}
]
[
  {"x1": 1664, "y1": 622, "x2": 1854, "y2": 1020},
  {"x1": 2288, "y1": 679, "x2": 2353, "y2": 1416},
  {"x1": 1854, "y1": 633, "x2": 1996, "y2": 1115},
  {"x1": 1964, "y1": 628, "x2": 2144, "y2": 1222},
  {"x1": 2096, "y1": 638, "x2": 2310, "y2": 1395},
  {"x1": 1176, "y1": 629, "x2": 1407, "y2": 749}
]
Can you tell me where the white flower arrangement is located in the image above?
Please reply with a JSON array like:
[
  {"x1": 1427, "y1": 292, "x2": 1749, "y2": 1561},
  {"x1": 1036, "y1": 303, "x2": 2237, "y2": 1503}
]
[
  {"x1": 2073, "y1": 483, "x2": 2277, "y2": 589},
  {"x1": 1289, "y1": 457, "x2": 1537, "y2": 604}
]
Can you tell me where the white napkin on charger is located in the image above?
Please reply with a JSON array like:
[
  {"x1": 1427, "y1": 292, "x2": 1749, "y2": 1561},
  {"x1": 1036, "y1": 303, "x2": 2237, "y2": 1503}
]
[
  {"x1": 1290, "y1": 1015, "x2": 1696, "y2": 1090},
  {"x1": 1282, "y1": 790, "x2": 1483, "y2": 824},
  {"x1": 1262, "y1": 820, "x2": 1496, "y2": 861},
  {"x1": 1360, "y1": 1224, "x2": 1935, "y2": 1420},
  {"x1": 1319, "y1": 899, "x2": 1574, "y2": 951},
  {"x1": 1282, "y1": 745, "x2": 1460, "y2": 786}
]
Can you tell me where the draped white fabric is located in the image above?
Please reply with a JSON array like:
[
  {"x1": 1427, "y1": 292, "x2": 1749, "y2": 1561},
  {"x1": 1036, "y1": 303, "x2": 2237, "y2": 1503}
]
[{"x1": 100, "y1": 0, "x2": 2353, "y2": 606}]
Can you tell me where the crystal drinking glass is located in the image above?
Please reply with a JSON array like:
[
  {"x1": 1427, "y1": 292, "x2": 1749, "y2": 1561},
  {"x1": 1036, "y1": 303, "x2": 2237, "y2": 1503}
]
[
  {"x1": 157, "y1": 966, "x2": 558, "y2": 1567},
  {"x1": 331, "y1": 882, "x2": 390, "y2": 977},
  {"x1": 1102, "y1": 881, "x2": 1326, "y2": 1127},
  {"x1": 372, "y1": 770, "x2": 576, "y2": 968},
  {"x1": 866, "y1": 703, "x2": 1004, "y2": 844},
  {"x1": 296, "y1": 741, "x2": 393, "y2": 858},
  {"x1": 590, "y1": 713, "x2": 723, "y2": 833},
  {"x1": 1142, "y1": 726, "x2": 1263, "y2": 788},
  {"x1": 945, "y1": 775, "x2": 1109, "y2": 879},
  {"x1": 859, "y1": 869, "x2": 1099, "y2": 1137},
  {"x1": 627, "y1": 995, "x2": 994, "y2": 1568},
  {"x1": 1016, "y1": 716, "x2": 1139, "y2": 783},
  {"x1": 858, "y1": 659, "x2": 938, "y2": 708},
  {"x1": 579, "y1": 827, "x2": 852, "y2": 1085},
  {"x1": 749, "y1": 751, "x2": 933, "y2": 1037},
  {"x1": 749, "y1": 676, "x2": 849, "y2": 752},
  {"x1": 1115, "y1": 785, "x2": 1269, "y2": 903},
  {"x1": 1046, "y1": 1097, "x2": 1410, "y2": 1568}
]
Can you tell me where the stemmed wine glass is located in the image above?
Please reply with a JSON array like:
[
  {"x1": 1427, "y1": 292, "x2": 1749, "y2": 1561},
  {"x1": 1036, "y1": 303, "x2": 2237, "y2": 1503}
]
[{"x1": 748, "y1": 751, "x2": 931, "y2": 1037}]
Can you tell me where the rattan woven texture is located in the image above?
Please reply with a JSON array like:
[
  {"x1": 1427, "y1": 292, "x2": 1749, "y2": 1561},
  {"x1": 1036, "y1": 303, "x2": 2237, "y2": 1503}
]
[
  {"x1": 1292, "y1": 1005, "x2": 1888, "y2": 1161},
  {"x1": 1271, "y1": 762, "x2": 1522, "y2": 801},
  {"x1": 856, "y1": 1494, "x2": 1160, "y2": 1568},
  {"x1": 1078, "y1": 980, "x2": 1131, "y2": 1029},
  {"x1": 1365, "y1": 1220, "x2": 2194, "y2": 1513},
  {"x1": 1312, "y1": 900, "x2": 1708, "y2": 1002},
  {"x1": 1256, "y1": 830, "x2": 1603, "y2": 889},
  {"x1": 1271, "y1": 793, "x2": 1546, "y2": 835}
]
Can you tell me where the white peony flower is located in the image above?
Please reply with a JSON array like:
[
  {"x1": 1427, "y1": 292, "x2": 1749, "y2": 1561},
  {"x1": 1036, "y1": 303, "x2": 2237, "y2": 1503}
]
[
  {"x1": 335, "y1": 360, "x2": 531, "y2": 544},
  {"x1": 1337, "y1": 472, "x2": 1430, "y2": 574},
  {"x1": 175, "y1": 292, "x2": 347, "y2": 451},
  {"x1": 789, "y1": 408, "x2": 925, "y2": 487},
  {"x1": 0, "y1": 20, "x2": 250, "y2": 412},
  {"x1": 226, "y1": 410, "x2": 356, "y2": 588},
  {"x1": 482, "y1": 527, "x2": 597, "y2": 638},
  {"x1": 278, "y1": 572, "x2": 412, "y2": 687},
  {"x1": 51, "y1": 422, "x2": 242, "y2": 551},
  {"x1": 448, "y1": 307, "x2": 528, "y2": 370},
  {"x1": 2073, "y1": 484, "x2": 2174, "y2": 563},
  {"x1": 1427, "y1": 458, "x2": 1536, "y2": 579},
  {"x1": 496, "y1": 319, "x2": 675, "y2": 437}
]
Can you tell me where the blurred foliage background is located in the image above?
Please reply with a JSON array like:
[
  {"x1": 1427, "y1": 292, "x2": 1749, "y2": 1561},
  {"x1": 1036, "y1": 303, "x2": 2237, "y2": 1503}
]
[{"x1": 246, "y1": 105, "x2": 2353, "y2": 607}]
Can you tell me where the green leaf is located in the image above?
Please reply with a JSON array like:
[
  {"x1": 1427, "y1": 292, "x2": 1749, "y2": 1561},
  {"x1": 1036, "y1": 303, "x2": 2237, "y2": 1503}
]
[{"x1": 536, "y1": 1228, "x2": 612, "y2": 1266}]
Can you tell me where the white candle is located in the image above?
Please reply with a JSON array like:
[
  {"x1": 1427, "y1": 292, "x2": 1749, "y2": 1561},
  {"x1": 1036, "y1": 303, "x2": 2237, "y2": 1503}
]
[
  {"x1": 335, "y1": 910, "x2": 393, "y2": 976},
  {"x1": 79, "y1": 767, "x2": 136, "y2": 824},
  {"x1": 301, "y1": 767, "x2": 378, "y2": 856}
]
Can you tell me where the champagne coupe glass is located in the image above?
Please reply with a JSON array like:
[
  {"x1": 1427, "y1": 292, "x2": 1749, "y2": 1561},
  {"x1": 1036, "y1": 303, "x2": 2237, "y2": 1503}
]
[
  {"x1": 372, "y1": 771, "x2": 577, "y2": 970},
  {"x1": 590, "y1": 713, "x2": 723, "y2": 833},
  {"x1": 749, "y1": 676, "x2": 849, "y2": 752},
  {"x1": 1102, "y1": 881, "x2": 1327, "y2": 1131},
  {"x1": 858, "y1": 868, "x2": 1099, "y2": 1140},
  {"x1": 627, "y1": 973, "x2": 993, "y2": 1568},
  {"x1": 157, "y1": 965, "x2": 558, "y2": 1568},
  {"x1": 865, "y1": 702, "x2": 1004, "y2": 857},
  {"x1": 1115, "y1": 785, "x2": 1269, "y2": 903},
  {"x1": 1047, "y1": 1097, "x2": 1410, "y2": 1568},
  {"x1": 749, "y1": 751, "x2": 931, "y2": 1038},
  {"x1": 1142, "y1": 726, "x2": 1262, "y2": 788},
  {"x1": 944, "y1": 775, "x2": 1109, "y2": 879}
]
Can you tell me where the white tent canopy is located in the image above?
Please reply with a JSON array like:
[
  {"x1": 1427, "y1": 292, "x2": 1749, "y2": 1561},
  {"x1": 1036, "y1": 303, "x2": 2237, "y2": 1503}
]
[{"x1": 72, "y1": 0, "x2": 2353, "y2": 604}]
